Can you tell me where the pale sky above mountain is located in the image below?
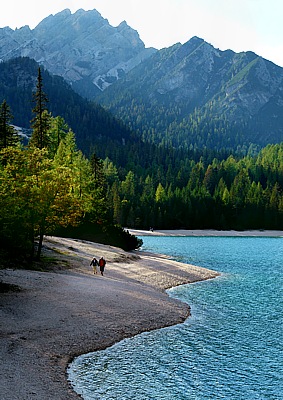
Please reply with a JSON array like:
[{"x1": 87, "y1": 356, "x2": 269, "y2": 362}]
[{"x1": 1, "y1": 0, "x2": 283, "y2": 67}]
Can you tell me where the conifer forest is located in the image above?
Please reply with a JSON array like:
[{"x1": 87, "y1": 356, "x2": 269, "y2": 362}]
[{"x1": 0, "y1": 65, "x2": 283, "y2": 260}]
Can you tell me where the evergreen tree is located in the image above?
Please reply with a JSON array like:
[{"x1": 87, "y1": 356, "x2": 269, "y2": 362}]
[
  {"x1": 30, "y1": 68, "x2": 51, "y2": 149},
  {"x1": 47, "y1": 116, "x2": 70, "y2": 157},
  {"x1": 110, "y1": 181, "x2": 122, "y2": 225},
  {"x1": 91, "y1": 153, "x2": 105, "y2": 189},
  {"x1": 103, "y1": 158, "x2": 119, "y2": 185},
  {"x1": 0, "y1": 100, "x2": 19, "y2": 149}
]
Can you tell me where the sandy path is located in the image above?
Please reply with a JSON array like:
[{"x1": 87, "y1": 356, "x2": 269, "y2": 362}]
[{"x1": 0, "y1": 236, "x2": 218, "y2": 400}]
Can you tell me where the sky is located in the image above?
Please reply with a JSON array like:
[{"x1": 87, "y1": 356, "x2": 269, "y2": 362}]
[{"x1": 1, "y1": 0, "x2": 283, "y2": 67}]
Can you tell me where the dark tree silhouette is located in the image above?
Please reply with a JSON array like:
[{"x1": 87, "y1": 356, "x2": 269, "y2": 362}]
[
  {"x1": 30, "y1": 68, "x2": 50, "y2": 149},
  {"x1": 0, "y1": 100, "x2": 18, "y2": 149}
]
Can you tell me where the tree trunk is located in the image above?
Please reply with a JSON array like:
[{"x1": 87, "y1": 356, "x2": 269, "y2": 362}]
[{"x1": 36, "y1": 228, "x2": 44, "y2": 260}]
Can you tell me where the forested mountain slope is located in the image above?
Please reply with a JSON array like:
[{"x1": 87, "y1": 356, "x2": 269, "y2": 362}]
[
  {"x1": 1, "y1": 57, "x2": 201, "y2": 178},
  {"x1": 0, "y1": 57, "x2": 139, "y2": 158},
  {"x1": 98, "y1": 37, "x2": 283, "y2": 151}
]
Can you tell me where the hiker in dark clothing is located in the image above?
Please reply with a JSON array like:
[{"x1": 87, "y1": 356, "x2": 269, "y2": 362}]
[
  {"x1": 90, "y1": 257, "x2": 98, "y2": 274},
  {"x1": 98, "y1": 257, "x2": 106, "y2": 276}
]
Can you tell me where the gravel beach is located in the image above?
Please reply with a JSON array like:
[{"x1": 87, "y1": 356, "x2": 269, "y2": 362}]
[
  {"x1": 0, "y1": 235, "x2": 219, "y2": 399},
  {"x1": 2, "y1": 230, "x2": 281, "y2": 399}
]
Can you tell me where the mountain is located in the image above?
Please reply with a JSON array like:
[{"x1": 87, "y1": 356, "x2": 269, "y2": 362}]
[
  {"x1": 1, "y1": 10, "x2": 283, "y2": 152},
  {"x1": 97, "y1": 37, "x2": 283, "y2": 151},
  {"x1": 0, "y1": 9, "x2": 156, "y2": 99}
]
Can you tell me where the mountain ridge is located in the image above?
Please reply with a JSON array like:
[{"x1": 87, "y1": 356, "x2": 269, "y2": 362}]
[
  {"x1": 97, "y1": 36, "x2": 283, "y2": 150},
  {"x1": 1, "y1": 9, "x2": 283, "y2": 151},
  {"x1": 0, "y1": 8, "x2": 156, "y2": 98}
]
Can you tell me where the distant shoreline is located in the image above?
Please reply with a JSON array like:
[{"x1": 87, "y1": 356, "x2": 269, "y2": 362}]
[{"x1": 128, "y1": 229, "x2": 283, "y2": 237}]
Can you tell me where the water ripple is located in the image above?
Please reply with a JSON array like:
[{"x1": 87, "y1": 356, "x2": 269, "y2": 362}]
[{"x1": 68, "y1": 237, "x2": 283, "y2": 399}]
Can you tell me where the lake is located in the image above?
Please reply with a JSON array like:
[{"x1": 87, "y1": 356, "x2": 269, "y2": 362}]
[{"x1": 68, "y1": 236, "x2": 283, "y2": 399}]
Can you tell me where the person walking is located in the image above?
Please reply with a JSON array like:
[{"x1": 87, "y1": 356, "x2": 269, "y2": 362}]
[
  {"x1": 90, "y1": 257, "x2": 98, "y2": 274},
  {"x1": 98, "y1": 257, "x2": 106, "y2": 276}
]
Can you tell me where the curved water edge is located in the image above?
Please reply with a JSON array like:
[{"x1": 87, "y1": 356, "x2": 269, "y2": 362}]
[{"x1": 68, "y1": 236, "x2": 283, "y2": 400}]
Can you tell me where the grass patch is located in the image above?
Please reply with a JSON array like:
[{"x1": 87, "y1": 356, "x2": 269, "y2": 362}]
[{"x1": 31, "y1": 255, "x2": 70, "y2": 272}]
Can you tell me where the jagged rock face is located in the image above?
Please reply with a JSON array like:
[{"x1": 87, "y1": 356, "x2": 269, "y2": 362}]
[
  {"x1": 124, "y1": 36, "x2": 283, "y2": 120},
  {"x1": 0, "y1": 9, "x2": 156, "y2": 98}
]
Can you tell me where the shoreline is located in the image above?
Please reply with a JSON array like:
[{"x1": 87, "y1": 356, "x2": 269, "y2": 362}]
[
  {"x1": 0, "y1": 235, "x2": 219, "y2": 399},
  {"x1": 127, "y1": 228, "x2": 283, "y2": 237}
]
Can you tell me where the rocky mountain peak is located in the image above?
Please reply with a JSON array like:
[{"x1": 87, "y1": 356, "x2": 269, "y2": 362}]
[
  {"x1": 185, "y1": 36, "x2": 205, "y2": 48},
  {"x1": 117, "y1": 20, "x2": 144, "y2": 48},
  {"x1": 0, "y1": 8, "x2": 156, "y2": 98}
]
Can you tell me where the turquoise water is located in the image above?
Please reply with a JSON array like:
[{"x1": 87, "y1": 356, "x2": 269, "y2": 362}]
[{"x1": 68, "y1": 236, "x2": 283, "y2": 399}]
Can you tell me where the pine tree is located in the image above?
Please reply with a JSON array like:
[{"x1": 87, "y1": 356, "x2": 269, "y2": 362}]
[
  {"x1": 0, "y1": 100, "x2": 18, "y2": 149},
  {"x1": 91, "y1": 153, "x2": 105, "y2": 189},
  {"x1": 30, "y1": 68, "x2": 51, "y2": 149}
]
